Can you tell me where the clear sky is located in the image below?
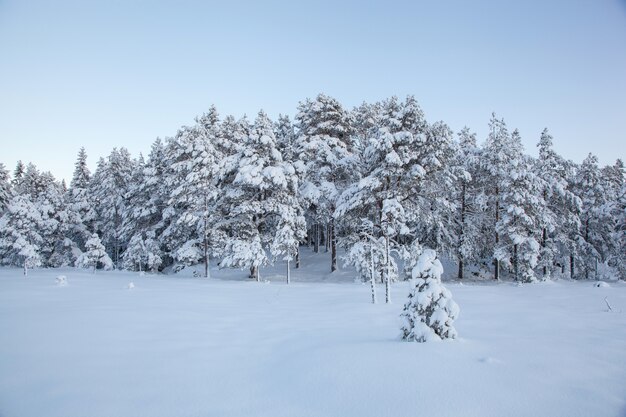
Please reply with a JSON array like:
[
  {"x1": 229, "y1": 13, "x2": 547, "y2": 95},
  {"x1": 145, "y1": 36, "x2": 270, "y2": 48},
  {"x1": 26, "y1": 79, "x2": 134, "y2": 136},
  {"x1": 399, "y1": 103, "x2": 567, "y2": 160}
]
[{"x1": 1, "y1": 0, "x2": 625, "y2": 182}]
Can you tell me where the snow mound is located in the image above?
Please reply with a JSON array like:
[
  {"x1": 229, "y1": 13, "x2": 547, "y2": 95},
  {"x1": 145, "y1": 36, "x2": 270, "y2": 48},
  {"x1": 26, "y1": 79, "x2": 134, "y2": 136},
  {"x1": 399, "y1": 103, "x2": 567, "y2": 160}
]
[
  {"x1": 55, "y1": 275, "x2": 67, "y2": 286},
  {"x1": 594, "y1": 282, "x2": 610, "y2": 288},
  {"x1": 127, "y1": 282, "x2": 135, "y2": 290},
  {"x1": 479, "y1": 357, "x2": 503, "y2": 365}
]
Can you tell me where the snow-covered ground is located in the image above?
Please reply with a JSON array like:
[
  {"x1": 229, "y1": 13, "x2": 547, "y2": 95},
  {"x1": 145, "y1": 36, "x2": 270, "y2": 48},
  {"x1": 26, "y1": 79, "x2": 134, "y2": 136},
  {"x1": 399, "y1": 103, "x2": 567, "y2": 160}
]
[{"x1": 1, "y1": 250, "x2": 625, "y2": 417}]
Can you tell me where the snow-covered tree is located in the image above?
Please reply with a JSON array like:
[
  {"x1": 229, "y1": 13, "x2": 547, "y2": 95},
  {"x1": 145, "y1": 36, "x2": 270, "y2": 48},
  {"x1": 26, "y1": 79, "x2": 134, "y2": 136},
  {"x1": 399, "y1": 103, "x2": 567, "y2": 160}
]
[
  {"x1": 75, "y1": 233, "x2": 113, "y2": 273},
  {"x1": 122, "y1": 231, "x2": 162, "y2": 272},
  {"x1": 342, "y1": 219, "x2": 384, "y2": 303},
  {"x1": 571, "y1": 154, "x2": 613, "y2": 279},
  {"x1": 496, "y1": 145, "x2": 544, "y2": 282},
  {"x1": 121, "y1": 138, "x2": 168, "y2": 272},
  {"x1": 11, "y1": 160, "x2": 25, "y2": 191},
  {"x1": 451, "y1": 127, "x2": 482, "y2": 278},
  {"x1": 534, "y1": 129, "x2": 581, "y2": 279},
  {"x1": 337, "y1": 96, "x2": 429, "y2": 303},
  {"x1": 270, "y1": 204, "x2": 306, "y2": 284},
  {"x1": 219, "y1": 110, "x2": 304, "y2": 281},
  {"x1": 66, "y1": 147, "x2": 93, "y2": 248},
  {"x1": 401, "y1": 249, "x2": 459, "y2": 342},
  {"x1": 89, "y1": 148, "x2": 134, "y2": 268},
  {"x1": 166, "y1": 107, "x2": 224, "y2": 277},
  {"x1": 37, "y1": 173, "x2": 81, "y2": 267},
  {"x1": 480, "y1": 113, "x2": 522, "y2": 279},
  {"x1": 295, "y1": 94, "x2": 354, "y2": 270},
  {"x1": 0, "y1": 163, "x2": 11, "y2": 213},
  {"x1": 0, "y1": 195, "x2": 43, "y2": 275}
]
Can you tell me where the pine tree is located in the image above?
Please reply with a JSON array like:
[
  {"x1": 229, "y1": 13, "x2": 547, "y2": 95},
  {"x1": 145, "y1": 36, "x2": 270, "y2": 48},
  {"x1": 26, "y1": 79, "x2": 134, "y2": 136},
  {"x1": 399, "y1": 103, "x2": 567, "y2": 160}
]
[
  {"x1": 480, "y1": 113, "x2": 521, "y2": 279},
  {"x1": 495, "y1": 143, "x2": 543, "y2": 283},
  {"x1": 37, "y1": 173, "x2": 81, "y2": 267},
  {"x1": 0, "y1": 195, "x2": 43, "y2": 275},
  {"x1": 610, "y1": 181, "x2": 626, "y2": 280},
  {"x1": 0, "y1": 163, "x2": 11, "y2": 213},
  {"x1": 295, "y1": 94, "x2": 354, "y2": 271},
  {"x1": 122, "y1": 138, "x2": 167, "y2": 272},
  {"x1": 401, "y1": 249, "x2": 459, "y2": 342},
  {"x1": 220, "y1": 110, "x2": 302, "y2": 281},
  {"x1": 602, "y1": 160, "x2": 625, "y2": 278},
  {"x1": 67, "y1": 147, "x2": 93, "y2": 248},
  {"x1": 270, "y1": 204, "x2": 306, "y2": 283},
  {"x1": 89, "y1": 148, "x2": 134, "y2": 268},
  {"x1": 535, "y1": 129, "x2": 581, "y2": 278},
  {"x1": 337, "y1": 96, "x2": 429, "y2": 303},
  {"x1": 341, "y1": 219, "x2": 384, "y2": 303},
  {"x1": 11, "y1": 161, "x2": 25, "y2": 191},
  {"x1": 75, "y1": 233, "x2": 112, "y2": 273},
  {"x1": 412, "y1": 120, "x2": 457, "y2": 257},
  {"x1": 167, "y1": 108, "x2": 223, "y2": 277},
  {"x1": 572, "y1": 154, "x2": 612, "y2": 279},
  {"x1": 452, "y1": 127, "x2": 482, "y2": 278}
]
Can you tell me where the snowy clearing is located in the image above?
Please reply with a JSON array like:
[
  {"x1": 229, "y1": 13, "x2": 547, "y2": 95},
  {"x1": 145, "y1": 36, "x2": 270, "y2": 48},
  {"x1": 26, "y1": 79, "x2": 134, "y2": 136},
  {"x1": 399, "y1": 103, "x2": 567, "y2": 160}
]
[{"x1": 1, "y1": 260, "x2": 625, "y2": 417}]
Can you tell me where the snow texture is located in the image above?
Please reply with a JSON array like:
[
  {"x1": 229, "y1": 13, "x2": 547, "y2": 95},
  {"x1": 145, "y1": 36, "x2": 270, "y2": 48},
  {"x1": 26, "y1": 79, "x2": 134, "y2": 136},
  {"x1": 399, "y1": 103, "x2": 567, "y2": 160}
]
[{"x1": 0, "y1": 256, "x2": 625, "y2": 417}]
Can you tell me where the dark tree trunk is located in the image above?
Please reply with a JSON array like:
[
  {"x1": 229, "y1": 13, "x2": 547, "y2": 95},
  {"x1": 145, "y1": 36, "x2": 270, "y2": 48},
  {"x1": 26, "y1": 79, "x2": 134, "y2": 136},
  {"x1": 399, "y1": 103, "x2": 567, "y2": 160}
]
[
  {"x1": 295, "y1": 246, "x2": 300, "y2": 269},
  {"x1": 314, "y1": 223, "x2": 319, "y2": 253},
  {"x1": 542, "y1": 227, "x2": 547, "y2": 277},
  {"x1": 325, "y1": 223, "x2": 330, "y2": 252},
  {"x1": 585, "y1": 218, "x2": 590, "y2": 280},
  {"x1": 494, "y1": 186, "x2": 500, "y2": 280},
  {"x1": 513, "y1": 244, "x2": 519, "y2": 281},
  {"x1": 458, "y1": 182, "x2": 466, "y2": 280},
  {"x1": 331, "y1": 220, "x2": 337, "y2": 272}
]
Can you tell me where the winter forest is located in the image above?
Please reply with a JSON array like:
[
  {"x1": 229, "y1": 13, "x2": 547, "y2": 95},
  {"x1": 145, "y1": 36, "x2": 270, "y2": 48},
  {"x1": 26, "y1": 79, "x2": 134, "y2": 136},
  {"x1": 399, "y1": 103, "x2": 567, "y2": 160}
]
[{"x1": 1, "y1": 94, "x2": 624, "y2": 287}]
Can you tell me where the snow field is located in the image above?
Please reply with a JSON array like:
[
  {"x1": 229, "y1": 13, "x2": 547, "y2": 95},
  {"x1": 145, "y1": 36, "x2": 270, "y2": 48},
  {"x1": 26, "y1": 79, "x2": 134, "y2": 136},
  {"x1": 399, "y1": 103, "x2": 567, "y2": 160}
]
[{"x1": 0, "y1": 263, "x2": 625, "y2": 417}]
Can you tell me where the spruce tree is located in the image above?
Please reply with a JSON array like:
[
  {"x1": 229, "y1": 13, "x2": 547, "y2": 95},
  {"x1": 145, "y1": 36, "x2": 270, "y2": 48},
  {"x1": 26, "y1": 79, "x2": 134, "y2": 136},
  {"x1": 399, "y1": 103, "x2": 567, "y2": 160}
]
[
  {"x1": 401, "y1": 249, "x2": 459, "y2": 342},
  {"x1": 76, "y1": 233, "x2": 113, "y2": 273}
]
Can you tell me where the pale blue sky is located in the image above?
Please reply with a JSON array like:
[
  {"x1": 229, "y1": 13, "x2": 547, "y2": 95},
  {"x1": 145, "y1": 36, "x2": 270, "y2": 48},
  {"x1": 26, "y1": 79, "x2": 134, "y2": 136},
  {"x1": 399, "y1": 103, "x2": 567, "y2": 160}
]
[{"x1": 1, "y1": 0, "x2": 625, "y2": 182}]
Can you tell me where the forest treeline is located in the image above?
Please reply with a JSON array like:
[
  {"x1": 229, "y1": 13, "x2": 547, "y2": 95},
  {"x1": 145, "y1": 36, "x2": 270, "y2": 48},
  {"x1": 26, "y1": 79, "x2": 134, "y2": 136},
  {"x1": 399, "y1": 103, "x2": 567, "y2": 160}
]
[{"x1": 0, "y1": 94, "x2": 624, "y2": 285}]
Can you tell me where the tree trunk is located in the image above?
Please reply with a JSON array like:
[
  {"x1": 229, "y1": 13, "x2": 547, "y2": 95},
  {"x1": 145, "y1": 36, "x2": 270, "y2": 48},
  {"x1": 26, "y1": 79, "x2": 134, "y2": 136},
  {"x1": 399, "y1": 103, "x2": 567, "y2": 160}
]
[
  {"x1": 203, "y1": 197, "x2": 210, "y2": 279},
  {"x1": 585, "y1": 218, "x2": 590, "y2": 280},
  {"x1": 114, "y1": 205, "x2": 120, "y2": 270},
  {"x1": 370, "y1": 239, "x2": 377, "y2": 304},
  {"x1": 542, "y1": 189, "x2": 548, "y2": 278},
  {"x1": 458, "y1": 182, "x2": 465, "y2": 280},
  {"x1": 542, "y1": 227, "x2": 547, "y2": 277},
  {"x1": 330, "y1": 220, "x2": 337, "y2": 272},
  {"x1": 314, "y1": 223, "x2": 319, "y2": 253},
  {"x1": 513, "y1": 244, "x2": 519, "y2": 281},
  {"x1": 494, "y1": 259, "x2": 500, "y2": 280},
  {"x1": 203, "y1": 227, "x2": 209, "y2": 279},
  {"x1": 295, "y1": 246, "x2": 300, "y2": 269},
  {"x1": 286, "y1": 259, "x2": 290, "y2": 284},
  {"x1": 570, "y1": 254, "x2": 575, "y2": 279},
  {"x1": 325, "y1": 223, "x2": 329, "y2": 252},
  {"x1": 494, "y1": 187, "x2": 500, "y2": 280},
  {"x1": 384, "y1": 234, "x2": 391, "y2": 304},
  {"x1": 23, "y1": 262, "x2": 27, "y2": 276}
]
